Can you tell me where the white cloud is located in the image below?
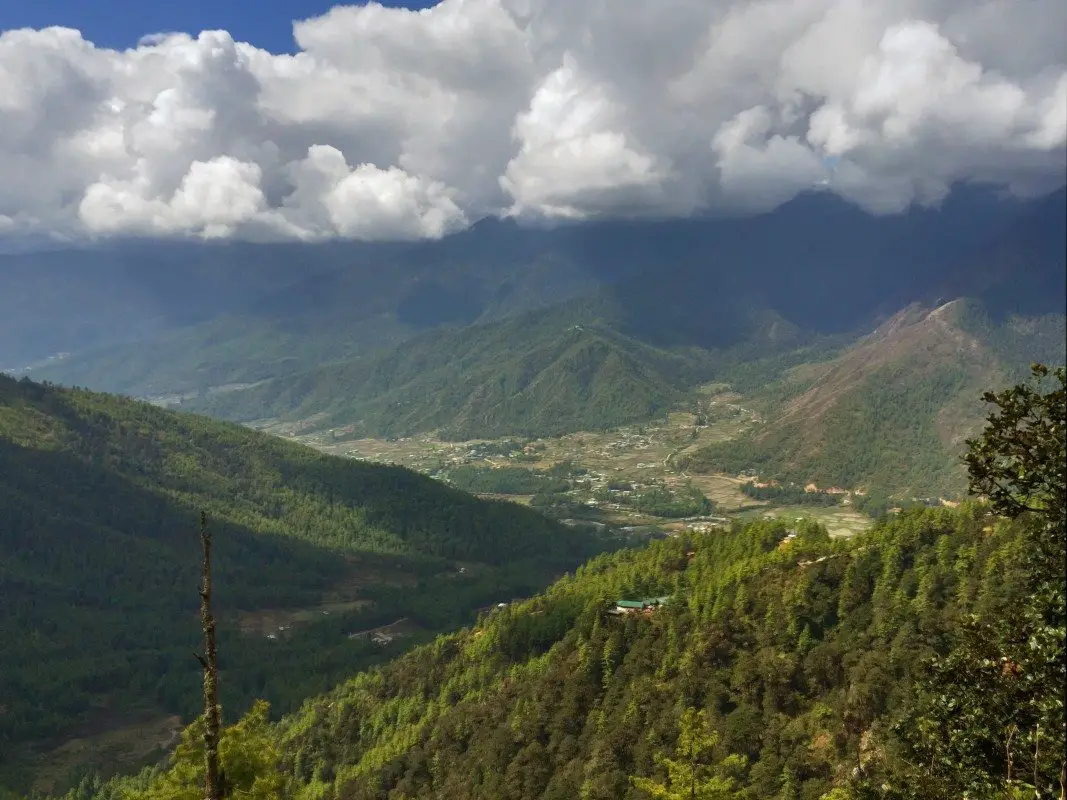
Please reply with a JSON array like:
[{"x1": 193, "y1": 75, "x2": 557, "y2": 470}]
[
  {"x1": 296, "y1": 145, "x2": 468, "y2": 239},
  {"x1": 79, "y1": 156, "x2": 269, "y2": 239},
  {"x1": 0, "y1": 0, "x2": 1064, "y2": 242},
  {"x1": 501, "y1": 54, "x2": 673, "y2": 219}
]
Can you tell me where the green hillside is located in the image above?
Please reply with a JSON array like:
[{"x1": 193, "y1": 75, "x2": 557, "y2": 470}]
[
  {"x1": 28, "y1": 366, "x2": 1067, "y2": 800},
  {"x1": 0, "y1": 376, "x2": 610, "y2": 794},
  {"x1": 185, "y1": 321, "x2": 708, "y2": 439},
  {"x1": 682, "y1": 302, "x2": 1066, "y2": 498},
  {"x1": 184, "y1": 294, "x2": 836, "y2": 441},
  {"x1": 50, "y1": 504, "x2": 1060, "y2": 800}
]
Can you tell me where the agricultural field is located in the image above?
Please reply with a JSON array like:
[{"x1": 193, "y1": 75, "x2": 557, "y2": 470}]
[
  {"x1": 735, "y1": 504, "x2": 874, "y2": 539},
  {"x1": 258, "y1": 385, "x2": 875, "y2": 539}
]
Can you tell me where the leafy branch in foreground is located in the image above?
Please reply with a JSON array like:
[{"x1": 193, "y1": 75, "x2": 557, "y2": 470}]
[{"x1": 964, "y1": 363, "x2": 1066, "y2": 546}]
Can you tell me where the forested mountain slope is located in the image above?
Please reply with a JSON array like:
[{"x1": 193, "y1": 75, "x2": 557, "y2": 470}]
[
  {"x1": 0, "y1": 376, "x2": 608, "y2": 794},
  {"x1": 55, "y1": 505, "x2": 1052, "y2": 800},
  {"x1": 185, "y1": 296, "x2": 834, "y2": 440},
  {"x1": 36, "y1": 366, "x2": 1067, "y2": 800},
  {"x1": 683, "y1": 300, "x2": 1066, "y2": 497},
  {"x1": 29, "y1": 185, "x2": 1058, "y2": 401},
  {"x1": 24, "y1": 218, "x2": 642, "y2": 397}
]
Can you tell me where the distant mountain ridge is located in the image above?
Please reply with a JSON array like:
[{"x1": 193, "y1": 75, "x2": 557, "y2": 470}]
[
  {"x1": 187, "y1": 318, "x2": 722, "y2": 439},
  {"x1": 18, "y1": 226, "x2": 635, "y2": 395},
  {"x1": 182, "y1": 268, "x2": 845, "y2": 439},
  {"x1": 24, "y1": 184, "x2": 1062, "y2": 397},
  {"x1": 179, "y1": 187, "x2": 1064, "y2": 451}
]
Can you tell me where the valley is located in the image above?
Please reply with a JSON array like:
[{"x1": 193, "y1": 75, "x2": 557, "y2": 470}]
[
  {"x1": 246, "y1": 382, "x2": 876, "y2": 540},
  {"x1": 228, "y1": 295, "x2": 1067, "y2": 540},
  {"x1": 6, "y1": 295, "x2": 1059, "y2": 795},
  {"x1": 1, "y1": 184, "x2": 1061, "y2": 800}
]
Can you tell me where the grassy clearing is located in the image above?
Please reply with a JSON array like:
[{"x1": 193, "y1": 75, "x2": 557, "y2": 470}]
[
  {"x1": 736, "y1": 504, "x2": 873, "y2": 539},
  {"x1": 22, "y1": 712, "x2": 181, "y2": 796},
  {"x1": 235, "y1": 599, "x2": 375, "y2": 637}
]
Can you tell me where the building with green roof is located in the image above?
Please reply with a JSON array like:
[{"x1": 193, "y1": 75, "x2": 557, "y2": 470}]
[{"x1": 611, "y1": 596, "x2": 672, "y2": 614}]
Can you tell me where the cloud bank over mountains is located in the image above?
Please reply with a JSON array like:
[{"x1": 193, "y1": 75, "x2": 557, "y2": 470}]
[{"x1": 2, "y1": 0, "x2": 1065, "y2": 242}]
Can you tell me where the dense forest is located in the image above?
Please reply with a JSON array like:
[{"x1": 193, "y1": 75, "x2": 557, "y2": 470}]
[
  {"x1": 37, "y1": 366, "x2": 1066, "y2": 799},
  {"x1": 0, "y1": 376, "x2": 612, "y2": 794},
  {"x1": 740, "y1": 482, "x2": 842, "y2": 506},
  {"x1": 600, "y1": 482, "x2": 717, "y2": 518},
  {"x1": 184, "y1": 315, "x2": 733, "y2": 440}
]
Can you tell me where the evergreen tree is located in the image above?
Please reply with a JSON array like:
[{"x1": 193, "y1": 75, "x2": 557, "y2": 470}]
[
  {"x1": 630, "y1": 708, "x2": 744, "y2": 800},
  {"x1": 135, "y1": 702, "x2": 282, "y2": 800}
]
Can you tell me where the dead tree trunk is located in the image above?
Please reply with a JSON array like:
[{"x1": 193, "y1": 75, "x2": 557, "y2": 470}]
[{"x1": 197, "y1": 511, "x2": 223, "y2": 800}]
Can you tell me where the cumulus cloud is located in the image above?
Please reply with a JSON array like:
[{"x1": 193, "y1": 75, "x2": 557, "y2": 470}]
[
  {"x1": 289, "y1": 145, "x2": 468, "y2": 239},
  {"x1": 0, "y1": 0, "x2": 1064, "y2": 241}
]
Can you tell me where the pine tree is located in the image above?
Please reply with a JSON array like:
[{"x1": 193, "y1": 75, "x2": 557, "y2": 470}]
[{"x1": 630, "y1": 708, "x2": 744, "y2": 800}]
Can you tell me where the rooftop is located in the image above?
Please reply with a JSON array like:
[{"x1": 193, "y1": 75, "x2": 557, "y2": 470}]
[{"x1": 614, "y1": 595, "x2": 672, "y2": 609}]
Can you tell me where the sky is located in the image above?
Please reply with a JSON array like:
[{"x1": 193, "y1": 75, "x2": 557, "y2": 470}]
[
  {"x1": 0, "y1": 0, "x2": 438, "y2": 53},
  {"x1": 1, "y1": 0, "x2": 1065, "y2": 244}
]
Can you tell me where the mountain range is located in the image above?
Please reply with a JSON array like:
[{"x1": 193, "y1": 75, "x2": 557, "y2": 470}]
[
  {"x1": 21, "y1": 186, "x2": 1062, "y2": 393},
  {"x1": 11, "y1": 185, "x2": 1063, "y2": 500}
]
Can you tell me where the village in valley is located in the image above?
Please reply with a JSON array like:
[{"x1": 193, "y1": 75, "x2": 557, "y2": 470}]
[{"x1": 253, "y1": 386, "x2": 880, "y2": 542}]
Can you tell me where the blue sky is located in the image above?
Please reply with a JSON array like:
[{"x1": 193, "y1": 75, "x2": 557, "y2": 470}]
[{"x1": 0, "y1": 0, "x2": 439, "y2": 53}]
